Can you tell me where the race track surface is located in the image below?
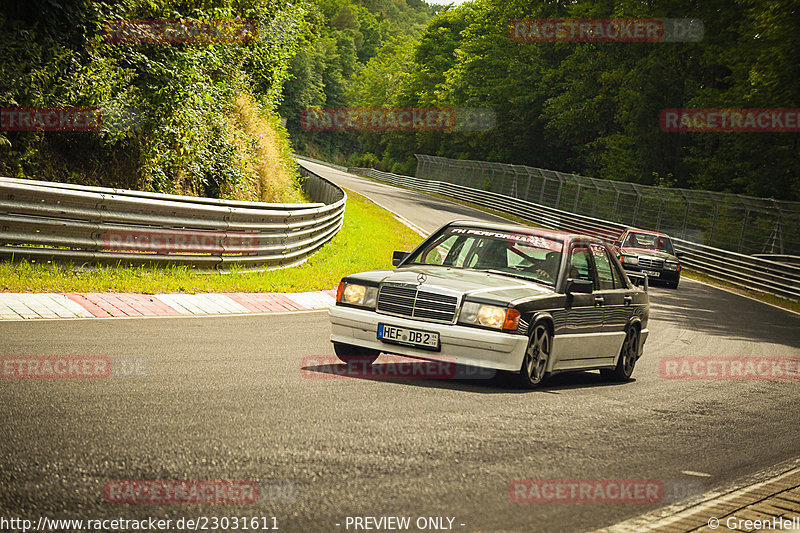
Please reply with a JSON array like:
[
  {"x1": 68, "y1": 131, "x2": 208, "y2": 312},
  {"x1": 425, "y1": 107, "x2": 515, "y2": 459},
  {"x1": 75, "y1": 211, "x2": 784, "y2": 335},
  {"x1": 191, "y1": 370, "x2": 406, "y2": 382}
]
[{"x1": 1, "y1": 163, "x2": 798, "y2": 532}]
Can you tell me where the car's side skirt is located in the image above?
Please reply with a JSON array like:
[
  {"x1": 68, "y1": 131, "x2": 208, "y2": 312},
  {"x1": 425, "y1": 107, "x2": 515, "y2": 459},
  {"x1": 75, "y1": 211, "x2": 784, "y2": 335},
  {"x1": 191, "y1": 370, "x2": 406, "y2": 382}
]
[{"x1": 549, "y1": 332, "x2": 626, "y2": 373}]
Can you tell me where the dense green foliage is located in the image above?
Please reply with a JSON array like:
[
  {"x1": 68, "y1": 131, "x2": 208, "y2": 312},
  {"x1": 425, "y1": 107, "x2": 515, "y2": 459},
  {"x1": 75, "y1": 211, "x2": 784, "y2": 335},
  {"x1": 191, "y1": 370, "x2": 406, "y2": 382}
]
[
  {"x1": 294, "y1": 0, "x2": 799, "y2": 200},
  {"x1": 3, "y1": 0, "x2": 796, "y2": 201},
  {"x1": 278, "y1": 0, "x2": 436, "y2": 162},
  {"x1": 0, "y1": 0, "x2": 306, "y2": 199}
]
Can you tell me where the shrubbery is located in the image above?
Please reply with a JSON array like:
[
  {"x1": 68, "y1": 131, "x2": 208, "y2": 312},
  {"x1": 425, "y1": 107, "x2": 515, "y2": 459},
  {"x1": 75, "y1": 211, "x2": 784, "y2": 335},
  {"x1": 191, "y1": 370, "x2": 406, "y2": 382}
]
[{"x1": 0, "y1": 0, "x2": 307, "y2": 201}]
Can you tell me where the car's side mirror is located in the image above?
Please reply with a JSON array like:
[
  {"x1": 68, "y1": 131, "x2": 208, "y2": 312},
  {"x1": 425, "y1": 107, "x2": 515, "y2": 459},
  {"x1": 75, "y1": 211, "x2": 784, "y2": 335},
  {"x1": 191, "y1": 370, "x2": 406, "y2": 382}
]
[
  {"x1": 613, "y1": 240, "x2": 622, "y2": 248},
  {"x1": 565, "y1": 278, "x2": 593, "y2": 295},
  {"x1": 675, "y1": 251, "x2": 685, "y2": 258},
  {"x1": 627, "y1": 272, "x2": 649, "y2": 291},
  {"x1": 392, "y1": 251, "x2": 410, "y2": 266}
]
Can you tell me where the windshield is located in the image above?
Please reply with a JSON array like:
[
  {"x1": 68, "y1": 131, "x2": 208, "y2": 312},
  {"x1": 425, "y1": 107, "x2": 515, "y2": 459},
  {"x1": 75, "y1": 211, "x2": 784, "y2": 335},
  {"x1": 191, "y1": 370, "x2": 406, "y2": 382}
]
[
  {"x1": 622, "y1": 232, "x2": 674, "y2": 254},
  {"x1": 406, "y1": 227, "x2": 563, "y2": 286}
]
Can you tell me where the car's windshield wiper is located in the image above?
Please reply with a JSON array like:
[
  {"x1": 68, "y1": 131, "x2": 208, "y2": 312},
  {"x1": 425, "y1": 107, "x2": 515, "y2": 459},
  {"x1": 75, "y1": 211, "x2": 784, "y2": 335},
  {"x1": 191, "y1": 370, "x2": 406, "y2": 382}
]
[{"x1": 475, "y1": 268, "x2": 552, "y2": 285}]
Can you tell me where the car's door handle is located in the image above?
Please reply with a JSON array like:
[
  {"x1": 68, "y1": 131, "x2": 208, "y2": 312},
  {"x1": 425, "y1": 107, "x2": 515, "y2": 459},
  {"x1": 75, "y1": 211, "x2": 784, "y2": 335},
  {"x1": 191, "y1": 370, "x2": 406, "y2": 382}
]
[
  {"x1": 594, "y1": 296, "x2": 605, "y2": 306},
  {"x1": 624, "y1": 296, "x2": 633, "y2": 305}
]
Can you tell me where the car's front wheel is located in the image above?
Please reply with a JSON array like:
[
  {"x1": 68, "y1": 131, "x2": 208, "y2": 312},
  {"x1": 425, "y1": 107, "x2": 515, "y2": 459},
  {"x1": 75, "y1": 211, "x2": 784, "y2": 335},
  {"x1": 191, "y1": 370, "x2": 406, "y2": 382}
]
[
  {"x1": 333, "y1": 342, "x2": 380, "y2": 365},
  {"x1": 600, "y1": 326, "x2": 639, "y2": 382},
  {"x1": 518, "y1": 323, "x2": 551, "y2": 389}
]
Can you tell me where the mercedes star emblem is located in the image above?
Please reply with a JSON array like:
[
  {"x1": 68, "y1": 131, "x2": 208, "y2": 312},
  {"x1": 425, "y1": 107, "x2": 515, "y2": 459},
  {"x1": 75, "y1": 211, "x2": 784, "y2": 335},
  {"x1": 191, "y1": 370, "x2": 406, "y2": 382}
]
[{"x1": 417, "y1": 273, "x2": 427, "y2": 284}]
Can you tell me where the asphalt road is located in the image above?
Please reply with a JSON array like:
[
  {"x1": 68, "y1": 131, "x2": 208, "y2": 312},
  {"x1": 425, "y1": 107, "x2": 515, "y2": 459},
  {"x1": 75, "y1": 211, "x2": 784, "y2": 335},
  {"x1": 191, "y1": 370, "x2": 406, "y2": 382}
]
[{"x1": 1, "y1": 164, "x2": 799, "y2": 532}]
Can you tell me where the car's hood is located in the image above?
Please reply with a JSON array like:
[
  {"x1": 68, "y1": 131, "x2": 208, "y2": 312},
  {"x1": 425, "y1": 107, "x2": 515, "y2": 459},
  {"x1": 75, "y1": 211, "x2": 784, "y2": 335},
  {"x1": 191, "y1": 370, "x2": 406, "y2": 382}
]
[
  {"x1": 346, "y1": 266, "x2": 554, "y2": 303},
  {"x1": 620, "y1": 247, "x2": 678, "y2": 261}
]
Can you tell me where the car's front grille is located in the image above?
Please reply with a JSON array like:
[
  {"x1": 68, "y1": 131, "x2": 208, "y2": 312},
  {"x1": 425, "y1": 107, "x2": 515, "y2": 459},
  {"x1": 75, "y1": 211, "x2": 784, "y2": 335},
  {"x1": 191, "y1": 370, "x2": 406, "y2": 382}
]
[
  {"x1": 638, "y1": 257, "x2": 664, "y2": 269},
  {"x1": 377, "y1": 284, "x2": 458, "y2": 323}
]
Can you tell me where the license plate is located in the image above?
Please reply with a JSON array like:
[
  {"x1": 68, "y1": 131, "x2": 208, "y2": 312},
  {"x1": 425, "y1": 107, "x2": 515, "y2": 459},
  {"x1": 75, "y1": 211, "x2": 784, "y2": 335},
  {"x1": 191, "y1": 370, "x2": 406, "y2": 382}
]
[
  {"x1": 378, "y1": 324, "x2": 440, "y2": 350},
  {"x1": 643, "y1": 269, "x2": 660, "y2": 277}
]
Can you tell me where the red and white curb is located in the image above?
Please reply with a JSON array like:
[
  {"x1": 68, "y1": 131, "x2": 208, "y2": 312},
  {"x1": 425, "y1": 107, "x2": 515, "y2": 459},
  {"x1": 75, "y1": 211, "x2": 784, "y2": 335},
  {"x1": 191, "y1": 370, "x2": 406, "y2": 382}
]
[{"x1": 0, "y1": 290, "x2": 337, "y2": 320}]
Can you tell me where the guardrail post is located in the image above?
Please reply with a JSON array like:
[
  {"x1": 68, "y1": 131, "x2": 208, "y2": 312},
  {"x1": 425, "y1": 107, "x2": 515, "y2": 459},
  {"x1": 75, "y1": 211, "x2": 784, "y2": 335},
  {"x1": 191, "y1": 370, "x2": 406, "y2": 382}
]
[
  {"x1": 591, "y1": 181, "x2": 600, "y2": 218},
  {"x1": 655, "y1": 190, "x2": 665, "y2": 230},
  {"x1": 555, "y1": 176, "x2": 564, "y2": 210},
  {"x1": 524, "y1": 167, "x2": 533, "y2": 201},
  {"x1": 680, "y1": 190, "x2": 691, "y2": 240},
  {"x1": 573, "y1": 184, "x2": 582, "y2": 213},
  {"x1": 414, "y1": 155, "x2": 425, "y2": 178},
  {"x1": 610, "y1": 183, "x2": 620, "y2": 220},
  {"x1": 631, "y1": 184, "x2": 641, "y2": 227},
  {"x1": 738, "y1": 208, "x2": 750, "y2": 253},
  {"x1": 709, "y1": 202, "x2": 719, "y2": 247},
  {"x1": 538, "y1": 171, "x2": 547, "y2": 204}
]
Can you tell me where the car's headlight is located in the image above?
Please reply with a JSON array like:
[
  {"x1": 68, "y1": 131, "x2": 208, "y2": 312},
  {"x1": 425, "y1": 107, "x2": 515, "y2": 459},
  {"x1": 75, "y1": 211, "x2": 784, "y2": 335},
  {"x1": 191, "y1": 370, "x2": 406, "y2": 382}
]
[
  {"x1": 336, "y1": 282, "x2": 378, "y2": 308},
  {"x1": 664, "y1": 261, "x2": 680, "y2": 271},
  {"x1": 459, "y1": 302, "x2": 521, "y2": 331},
  {"x1": 620, "y1": 255, "x2": 638, "y2": 265}
]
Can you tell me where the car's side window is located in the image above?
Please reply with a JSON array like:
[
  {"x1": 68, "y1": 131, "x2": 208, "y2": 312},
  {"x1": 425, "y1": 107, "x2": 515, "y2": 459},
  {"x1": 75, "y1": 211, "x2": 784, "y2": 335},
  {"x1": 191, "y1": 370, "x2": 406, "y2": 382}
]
[
  {"x1": 590, "y1": 244, "x2": 615, "y2": 290},
  {"x1": 569, "y1": 245, "x2": 594, "y2": 284}
]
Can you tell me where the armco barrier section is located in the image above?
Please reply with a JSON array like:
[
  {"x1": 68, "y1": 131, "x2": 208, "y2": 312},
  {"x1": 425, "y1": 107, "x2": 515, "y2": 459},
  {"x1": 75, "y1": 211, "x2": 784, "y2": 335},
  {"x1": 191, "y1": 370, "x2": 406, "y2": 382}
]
[
  {"x1": 414, "y1": 154, "x2": 800, "y2": 257},
  {"x1": 0, "y1": 165, "x2": 345, "y2": 270},
  {"x1": 347, "y1": 166, "x2": 800, "y2": 302}
]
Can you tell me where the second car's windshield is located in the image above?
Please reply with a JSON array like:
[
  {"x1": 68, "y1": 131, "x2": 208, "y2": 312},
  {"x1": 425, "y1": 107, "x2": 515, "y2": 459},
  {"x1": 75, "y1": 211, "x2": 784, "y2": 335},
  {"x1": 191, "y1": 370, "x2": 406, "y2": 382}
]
[
  {"x1": 406, "y1": 227, "x2": 563, "y2": 286},
  {"x1": 623, "y1": 232, "x2": 674, "y2": 254}
]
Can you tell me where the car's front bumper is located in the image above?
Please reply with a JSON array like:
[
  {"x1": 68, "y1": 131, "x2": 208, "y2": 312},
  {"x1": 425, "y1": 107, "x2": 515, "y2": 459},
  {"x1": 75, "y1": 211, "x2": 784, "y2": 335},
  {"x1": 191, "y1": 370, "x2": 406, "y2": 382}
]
[
  {"x1": 329, "y1": 305, "x2": 528, "y2": 372},
  {"x1": 621, "y1": 264, "x2": 680, "y2": 283}
]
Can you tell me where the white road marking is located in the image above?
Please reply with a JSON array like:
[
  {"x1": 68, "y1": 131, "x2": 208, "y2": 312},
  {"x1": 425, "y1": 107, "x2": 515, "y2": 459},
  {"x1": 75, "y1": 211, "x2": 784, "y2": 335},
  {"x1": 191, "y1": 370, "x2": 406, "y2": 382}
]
[{"x1": 681, "y1": 470, "x2": 713, "y2": 477}]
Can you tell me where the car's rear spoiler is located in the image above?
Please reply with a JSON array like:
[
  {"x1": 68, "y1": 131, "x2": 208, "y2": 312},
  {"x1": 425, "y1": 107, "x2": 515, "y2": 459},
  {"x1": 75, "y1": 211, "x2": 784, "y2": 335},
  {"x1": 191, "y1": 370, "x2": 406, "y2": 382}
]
[{"x1": 627, "y1": 272, "x2": 648, "y2": 292}]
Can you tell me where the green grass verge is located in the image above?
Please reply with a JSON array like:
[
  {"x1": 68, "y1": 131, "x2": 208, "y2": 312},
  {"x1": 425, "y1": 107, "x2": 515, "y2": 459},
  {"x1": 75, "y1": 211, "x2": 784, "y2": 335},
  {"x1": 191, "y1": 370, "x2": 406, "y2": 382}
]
[{"x1": 0, "y1": 189, "x2": 423, "y2": 294}]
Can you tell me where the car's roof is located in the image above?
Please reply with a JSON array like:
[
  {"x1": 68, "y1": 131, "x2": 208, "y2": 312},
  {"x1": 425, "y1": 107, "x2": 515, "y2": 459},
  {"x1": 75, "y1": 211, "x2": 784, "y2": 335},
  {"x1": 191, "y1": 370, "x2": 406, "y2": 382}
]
[
  {"x1": 447, "y1": 220, "x2": 603, "y2": 244},
  {"x1": 623, "y1": 227, "x2": 672, "y2": 239}
]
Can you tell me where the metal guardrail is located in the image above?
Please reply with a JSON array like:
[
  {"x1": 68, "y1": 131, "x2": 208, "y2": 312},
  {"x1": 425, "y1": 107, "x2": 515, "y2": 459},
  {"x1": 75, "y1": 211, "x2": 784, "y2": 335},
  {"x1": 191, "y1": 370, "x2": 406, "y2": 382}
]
[
  {"x1": 348, "y1": 167, "x2": 800, "y2": 302},
  {"x1": 753, "y1": 254, "x2": 800, "y2": 266},
  {"x1": 0, "y1": 165, "x2": 346, "y2": 270},
  {"x1": 414, "y1": 154, "x2": 800, "y2": 257}
]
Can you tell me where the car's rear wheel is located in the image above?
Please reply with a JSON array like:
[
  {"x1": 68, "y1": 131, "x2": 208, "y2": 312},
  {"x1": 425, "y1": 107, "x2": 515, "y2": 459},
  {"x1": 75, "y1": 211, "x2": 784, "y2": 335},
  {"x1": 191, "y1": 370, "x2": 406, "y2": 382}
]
[
  {"x1": 518, "y1": 323, "x2": 551, "y2": 389},
  {"x1": 333, "y1": 342, "x2": 380, "y2": 365},
  {"x1": 600, "y1": 326, "x2": 639, "y2": 382}
]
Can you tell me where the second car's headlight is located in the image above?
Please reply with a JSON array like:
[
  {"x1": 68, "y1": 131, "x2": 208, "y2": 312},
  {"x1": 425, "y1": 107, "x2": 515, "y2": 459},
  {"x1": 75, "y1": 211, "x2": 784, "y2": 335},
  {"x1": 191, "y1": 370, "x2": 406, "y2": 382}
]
[
  {"x1": 620, "y1": 255, "x2": 638, "y2": 265},
  {"x1": 664, "y1": 261, "x2": 680, "y2": 271},
  {"x1": 460, "y1": 302, "x2": 521, "y2": 331},
  {"x1": 337, "y1": 282, "x2": 378, "y2": 308}
]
